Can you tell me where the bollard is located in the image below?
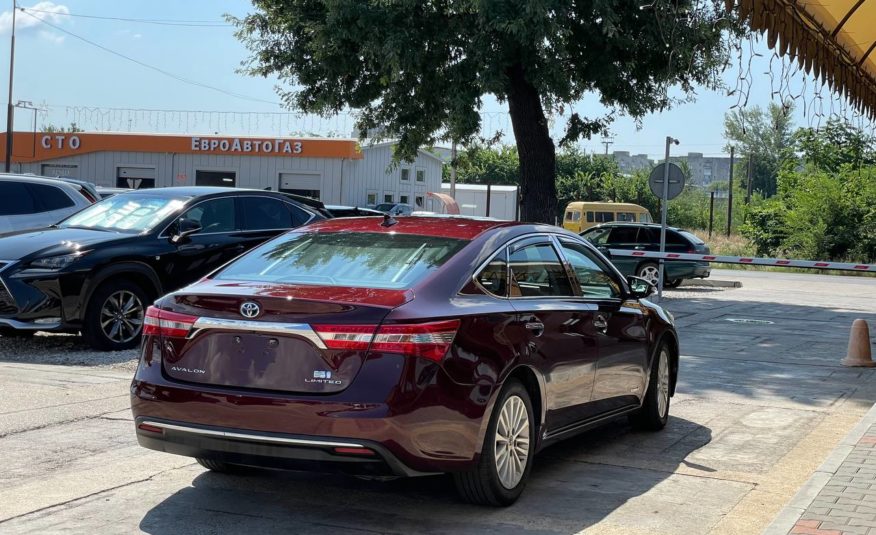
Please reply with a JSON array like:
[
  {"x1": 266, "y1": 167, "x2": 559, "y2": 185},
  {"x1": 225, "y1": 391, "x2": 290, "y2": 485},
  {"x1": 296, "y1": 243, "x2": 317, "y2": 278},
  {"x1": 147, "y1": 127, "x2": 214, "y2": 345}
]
[{"x1": 841, "y1": 319, "x2": 874, "y2": 367}]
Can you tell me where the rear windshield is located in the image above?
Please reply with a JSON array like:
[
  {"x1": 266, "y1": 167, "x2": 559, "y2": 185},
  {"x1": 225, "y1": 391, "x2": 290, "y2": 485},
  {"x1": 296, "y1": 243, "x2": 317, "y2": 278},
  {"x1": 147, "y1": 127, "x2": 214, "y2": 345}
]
[{"x1": 216, "y1": 232, "x2": 468, "y2": 289}]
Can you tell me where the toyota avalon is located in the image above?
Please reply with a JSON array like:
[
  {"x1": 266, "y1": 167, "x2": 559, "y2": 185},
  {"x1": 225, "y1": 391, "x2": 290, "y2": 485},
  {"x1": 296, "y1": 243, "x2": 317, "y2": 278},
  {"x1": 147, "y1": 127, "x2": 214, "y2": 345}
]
[{"x1": 131, "y1": 216, "x2": 678, "y2": 505}]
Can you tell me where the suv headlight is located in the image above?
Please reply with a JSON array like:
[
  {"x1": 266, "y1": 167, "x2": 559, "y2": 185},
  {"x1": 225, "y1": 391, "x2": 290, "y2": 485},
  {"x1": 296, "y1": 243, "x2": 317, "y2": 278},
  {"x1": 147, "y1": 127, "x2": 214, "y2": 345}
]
[{"x1": 29, "y1": 253, "x2": 84, "y2": 270}]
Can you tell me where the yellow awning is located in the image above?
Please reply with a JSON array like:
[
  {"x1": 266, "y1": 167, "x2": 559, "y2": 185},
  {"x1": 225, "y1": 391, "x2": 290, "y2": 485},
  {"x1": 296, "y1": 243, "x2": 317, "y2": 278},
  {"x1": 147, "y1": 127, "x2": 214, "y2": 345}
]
[{"x1": 730, "y1": 0, "x2": 876, "y2": 119}]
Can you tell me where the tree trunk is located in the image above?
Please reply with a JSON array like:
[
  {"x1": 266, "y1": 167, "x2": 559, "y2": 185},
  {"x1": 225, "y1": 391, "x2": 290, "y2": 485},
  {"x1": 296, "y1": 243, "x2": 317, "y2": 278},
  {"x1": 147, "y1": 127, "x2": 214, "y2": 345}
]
[{"x1": 506, "y1": 63, "x2": 557, "y2": 224}]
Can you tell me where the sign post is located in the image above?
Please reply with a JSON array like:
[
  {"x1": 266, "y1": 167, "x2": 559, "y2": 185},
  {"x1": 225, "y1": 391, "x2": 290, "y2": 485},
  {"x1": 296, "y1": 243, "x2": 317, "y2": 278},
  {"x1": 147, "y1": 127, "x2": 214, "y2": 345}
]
[{"x1": 648, "y1": 138, "x2": 682, "y2": 301}]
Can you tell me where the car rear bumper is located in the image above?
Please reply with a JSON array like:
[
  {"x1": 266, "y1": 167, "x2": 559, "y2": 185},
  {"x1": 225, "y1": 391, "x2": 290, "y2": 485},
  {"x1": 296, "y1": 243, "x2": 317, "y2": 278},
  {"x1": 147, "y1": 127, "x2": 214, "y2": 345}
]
[
  {"x1": 131, "y1": 348, "x2": 492, "y2": 475},
  {"x1": 135, "y1": 417, "x2": 432, "y2": 477}
]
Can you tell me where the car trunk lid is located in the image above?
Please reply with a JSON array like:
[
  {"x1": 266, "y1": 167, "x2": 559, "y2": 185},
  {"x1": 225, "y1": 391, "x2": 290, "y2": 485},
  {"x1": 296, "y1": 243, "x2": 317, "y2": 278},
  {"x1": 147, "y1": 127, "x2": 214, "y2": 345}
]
[{"x1": 154, "y1": 280, "x2": 413, "y2": 394}]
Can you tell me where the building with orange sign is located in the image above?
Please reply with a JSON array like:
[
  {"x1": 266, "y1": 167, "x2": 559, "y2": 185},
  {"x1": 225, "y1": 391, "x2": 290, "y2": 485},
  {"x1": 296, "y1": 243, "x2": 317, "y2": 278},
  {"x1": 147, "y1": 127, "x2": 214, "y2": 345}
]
[{"x1": 0, "y1": 131, "x2": 444, "y2": 210}]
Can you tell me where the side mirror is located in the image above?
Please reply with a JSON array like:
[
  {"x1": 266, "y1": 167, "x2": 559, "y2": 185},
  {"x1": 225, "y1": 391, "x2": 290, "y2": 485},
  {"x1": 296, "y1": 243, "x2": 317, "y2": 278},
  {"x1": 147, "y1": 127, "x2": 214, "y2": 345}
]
[
  {"x1": 170, "y1": 218, "x2": 202, "y2": 244},
  {"x1": 627, "y1": 276, "x2": 655, "y2": 299}
]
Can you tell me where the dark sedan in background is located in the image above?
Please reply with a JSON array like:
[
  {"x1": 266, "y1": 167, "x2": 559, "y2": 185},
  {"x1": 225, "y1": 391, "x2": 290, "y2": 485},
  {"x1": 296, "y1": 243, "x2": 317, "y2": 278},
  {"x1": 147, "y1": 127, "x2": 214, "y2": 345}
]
[
  {"x1": 0, "y1": 187, "x2": 324, "y2": 350},
  {"x1": 582, "y1": 222, "x2": 711, "y2": 288},
  {"x1": 131, "y1": 216, "x2": 678, "y2": 506}
]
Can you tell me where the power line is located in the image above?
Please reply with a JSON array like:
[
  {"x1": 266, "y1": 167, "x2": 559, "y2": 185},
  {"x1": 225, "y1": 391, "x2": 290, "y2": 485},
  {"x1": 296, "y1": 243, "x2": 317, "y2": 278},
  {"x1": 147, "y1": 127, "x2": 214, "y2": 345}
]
[
  {"x1": 19, "y1": 11, "x2": 280, "y2": 107},
  {"x1": 20, "y1": 7, "x2": 232, "y2": 27}
]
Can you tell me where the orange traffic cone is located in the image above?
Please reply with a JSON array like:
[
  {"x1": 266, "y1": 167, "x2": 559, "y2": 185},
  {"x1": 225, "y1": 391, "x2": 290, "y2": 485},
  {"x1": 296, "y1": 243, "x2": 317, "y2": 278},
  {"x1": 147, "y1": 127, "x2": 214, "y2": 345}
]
[{"x1": 841, "y1": 319, "x2": 874, "y2": 367}]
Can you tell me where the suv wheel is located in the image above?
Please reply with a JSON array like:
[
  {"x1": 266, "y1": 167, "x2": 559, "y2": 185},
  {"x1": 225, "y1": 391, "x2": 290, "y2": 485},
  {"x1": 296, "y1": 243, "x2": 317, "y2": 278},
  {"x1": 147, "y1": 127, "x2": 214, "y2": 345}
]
[
  {"x1": 453, "y1": 380, "x2": 534, "y2": 506},
  {"x1": 82, "y1": 280, "x2": 149, "y2": 351},
  {"x1": 636, "y1": 262, "x2": 661, "y2": 286}
]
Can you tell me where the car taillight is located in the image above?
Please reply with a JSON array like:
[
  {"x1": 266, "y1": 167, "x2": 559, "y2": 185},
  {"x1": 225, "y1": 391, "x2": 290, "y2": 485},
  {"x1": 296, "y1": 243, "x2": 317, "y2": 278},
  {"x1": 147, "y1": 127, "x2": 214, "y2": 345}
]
[
  {"x1": 313, "y1": 319, "x2": 460, "y2": 363},
  {"x1": 143, "y1": 306, "x2": 198, "y2": 338}
]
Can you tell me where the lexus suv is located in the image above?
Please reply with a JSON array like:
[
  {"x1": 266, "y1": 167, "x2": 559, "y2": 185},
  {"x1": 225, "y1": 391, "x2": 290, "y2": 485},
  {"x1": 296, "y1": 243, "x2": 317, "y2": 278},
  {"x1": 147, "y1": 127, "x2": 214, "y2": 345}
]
[
  {"x1": 0, "y1": 187, "x2": 324, "y2": 349},
  {"x1": 131, "y1": 216, "x2": 678, "y2": 506}
]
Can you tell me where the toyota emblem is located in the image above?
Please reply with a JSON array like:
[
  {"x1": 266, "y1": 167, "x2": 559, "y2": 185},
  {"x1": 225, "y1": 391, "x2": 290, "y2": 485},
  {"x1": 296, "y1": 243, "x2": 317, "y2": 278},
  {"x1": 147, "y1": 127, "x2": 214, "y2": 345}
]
[{"x1": 239, "y1": 301, "x2": 261, "y2": 318}]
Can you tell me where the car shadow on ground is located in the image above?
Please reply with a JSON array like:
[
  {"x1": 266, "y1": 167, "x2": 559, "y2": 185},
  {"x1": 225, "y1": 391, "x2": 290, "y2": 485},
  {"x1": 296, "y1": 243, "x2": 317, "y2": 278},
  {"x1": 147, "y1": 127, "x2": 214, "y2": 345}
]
[
  {"x1": 138, "y1": 416, "x2": 711, "y2": 535},
  {"x1": 0, "y1": 333, "x2": 137, "y2": 367}
]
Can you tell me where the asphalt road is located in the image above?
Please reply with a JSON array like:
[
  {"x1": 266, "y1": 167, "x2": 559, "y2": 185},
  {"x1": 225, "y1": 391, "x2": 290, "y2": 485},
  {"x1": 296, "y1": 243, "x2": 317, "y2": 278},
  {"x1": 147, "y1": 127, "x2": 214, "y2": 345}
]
[{"x1": 1, "y1": 269, "x2": 875, "y2": 534}]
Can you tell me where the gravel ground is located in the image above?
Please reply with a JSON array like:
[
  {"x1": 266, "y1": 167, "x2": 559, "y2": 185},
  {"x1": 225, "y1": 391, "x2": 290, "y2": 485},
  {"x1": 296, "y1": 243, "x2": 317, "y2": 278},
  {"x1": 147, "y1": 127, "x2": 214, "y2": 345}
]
[{"x1": 0, "y1": 332, "x2": 138, "y2": 371}]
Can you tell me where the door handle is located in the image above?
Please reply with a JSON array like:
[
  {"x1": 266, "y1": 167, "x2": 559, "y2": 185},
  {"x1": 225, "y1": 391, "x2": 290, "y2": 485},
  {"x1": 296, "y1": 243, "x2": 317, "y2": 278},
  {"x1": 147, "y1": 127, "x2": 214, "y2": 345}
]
[
  {"x1": 633, "y1": 245, "x2": 646, "y2": 250},
  {"x1": 524, "y1": 321, "x2": 545, "y2": 337},
  {"x1": 593, "y1": 314, "x2": 608, "y2": 333}
]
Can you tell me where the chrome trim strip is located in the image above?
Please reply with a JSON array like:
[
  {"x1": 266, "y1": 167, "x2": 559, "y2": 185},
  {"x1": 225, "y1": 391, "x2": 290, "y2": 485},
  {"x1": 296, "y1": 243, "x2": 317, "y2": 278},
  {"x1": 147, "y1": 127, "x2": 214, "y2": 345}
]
[
  {"x1": 140, "y1": 420, "x2": 365, "y2": 448},
  {"x1": 188, "y1": 317, "x2": 327, "y2": 349}
]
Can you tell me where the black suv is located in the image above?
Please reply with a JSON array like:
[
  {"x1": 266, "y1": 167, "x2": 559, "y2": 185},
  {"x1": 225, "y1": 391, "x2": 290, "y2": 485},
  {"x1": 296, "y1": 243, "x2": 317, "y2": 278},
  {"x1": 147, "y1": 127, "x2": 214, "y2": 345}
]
[{"x1": 0, "y1": 187, "x2": 325, "y2": 350}]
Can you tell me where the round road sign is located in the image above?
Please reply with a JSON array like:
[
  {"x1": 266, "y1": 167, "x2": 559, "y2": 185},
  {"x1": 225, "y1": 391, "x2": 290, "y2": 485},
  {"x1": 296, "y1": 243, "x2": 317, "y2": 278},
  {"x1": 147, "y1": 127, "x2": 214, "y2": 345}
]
[{"x1": 649, "y1": 163, "x2": 686, "y2": 200}]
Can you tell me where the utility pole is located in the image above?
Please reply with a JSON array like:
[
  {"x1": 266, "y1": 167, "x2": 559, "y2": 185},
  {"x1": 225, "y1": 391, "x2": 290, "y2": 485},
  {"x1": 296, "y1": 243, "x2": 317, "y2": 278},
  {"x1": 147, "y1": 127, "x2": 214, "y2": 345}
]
[
  {"x1": 4, "y1": 1, "x2": 17, "y2": 172},
  {"x1": 601, "y1": 137, "x2": 614, "y2": 156},
  {"x1": 746, "y1": 154, "x2": 754, "y2": 204},
  {"x1": 449, "y1": 141, "x2": 457, "y2": 199},
  {"x1": 727, "y1": 146, "x2": 734, "y2": 236}
]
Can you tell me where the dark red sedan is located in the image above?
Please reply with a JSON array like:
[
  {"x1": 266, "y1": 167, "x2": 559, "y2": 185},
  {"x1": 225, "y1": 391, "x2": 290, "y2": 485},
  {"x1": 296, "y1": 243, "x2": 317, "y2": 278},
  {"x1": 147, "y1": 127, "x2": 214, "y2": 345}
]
[{"x1": 131, "y1": 216, "x2": 678, "y2": 506}]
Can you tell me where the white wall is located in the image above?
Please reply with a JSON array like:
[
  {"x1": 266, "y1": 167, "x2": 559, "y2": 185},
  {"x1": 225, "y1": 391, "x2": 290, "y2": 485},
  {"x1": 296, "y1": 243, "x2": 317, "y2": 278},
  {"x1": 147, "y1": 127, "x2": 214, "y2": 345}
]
[
  {"x1": 441, "y1": 184, "x2": 518, "y2": 220},
  {"x1": 15, "y1": 141, "x2": 445, "y2": 208}
]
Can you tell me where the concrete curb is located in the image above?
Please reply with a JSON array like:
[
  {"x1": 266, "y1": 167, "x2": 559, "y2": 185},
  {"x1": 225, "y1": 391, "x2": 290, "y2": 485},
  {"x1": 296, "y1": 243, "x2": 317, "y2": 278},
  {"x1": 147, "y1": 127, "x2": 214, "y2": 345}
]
[
  {"x1": 679, "y1": 279, "x2": 743, "y2": 288},
  {"x1": 761, "y1": 402, "x2": 876, "y2": 535}
]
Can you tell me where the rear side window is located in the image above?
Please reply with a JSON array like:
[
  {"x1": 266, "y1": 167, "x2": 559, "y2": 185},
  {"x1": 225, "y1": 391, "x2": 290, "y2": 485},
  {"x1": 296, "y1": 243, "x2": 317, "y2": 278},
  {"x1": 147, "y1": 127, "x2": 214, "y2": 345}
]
[
  {"x1": 509, "y1": 243, "x2": 573, "y2": 298},
  {"x1": 666, "y1": 231, "x2": 690, "y2": 246},
  {"x1": 595, "y1": 211, "x2": 615, "y2": 223},
  {"x1": 680, "y1": 230, "x2": 704, "y2": 244},
  {"x1": 607, "y1": 227, "x2": 639, "y2": 244},
  {"x1": 586, "y1": 211, "x2": 594, "y2": 223},
  {"x1": 0, "y1": 182, "x2": 37, "y2": 215},
  {"x1": 239, "y1": 197, "x2": 294, "y2": 230},
  {"x1": 216, "y1": 232, "x2": 467, "y2": 289},
  {"x1": 616, "y1": 212, "x2": 637, "y2": 222},
  {"x1": 473, "y1": 252, "x2": 508, "y2": 297},
  {"x1": 29, "y1": 183, "x2": 75, "y2": 211}
]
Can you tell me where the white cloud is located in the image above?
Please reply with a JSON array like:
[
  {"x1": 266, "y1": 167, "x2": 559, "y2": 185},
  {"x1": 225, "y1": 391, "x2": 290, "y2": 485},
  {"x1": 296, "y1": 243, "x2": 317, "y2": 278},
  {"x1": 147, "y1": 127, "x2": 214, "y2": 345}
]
[
  {"x1": 0, "y1": 2, "x2": 70, "y2": 38},
  {"x1": 38, "y1": 29, "x2": 63, "y2": 43}
]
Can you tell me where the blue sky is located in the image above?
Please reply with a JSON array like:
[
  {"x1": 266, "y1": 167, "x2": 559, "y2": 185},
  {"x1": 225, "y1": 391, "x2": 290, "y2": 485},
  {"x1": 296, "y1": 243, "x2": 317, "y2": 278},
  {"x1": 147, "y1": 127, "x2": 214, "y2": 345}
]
[{"x1": 0, "y1": 1, "x2": 864, "y2": 158}]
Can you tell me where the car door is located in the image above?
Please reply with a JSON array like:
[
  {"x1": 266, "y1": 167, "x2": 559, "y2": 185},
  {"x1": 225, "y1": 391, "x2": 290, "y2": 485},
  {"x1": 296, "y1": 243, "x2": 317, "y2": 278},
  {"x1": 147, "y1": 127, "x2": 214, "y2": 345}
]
[
  {"x1": 602, "y1": 226, "x2": 641, "y2": 277},
  {"x1": 557, "y1": 238, "x2": 649, "y2": 413},
  {"x1": 161, "y1": 196, "x2": 243, "y2": 290},
  {"x1": 235, "y1": 196, "x2": 315, "y2": 252},
  {"x1": 506, "y1": 236, "x2": 600, "y2": 434}
]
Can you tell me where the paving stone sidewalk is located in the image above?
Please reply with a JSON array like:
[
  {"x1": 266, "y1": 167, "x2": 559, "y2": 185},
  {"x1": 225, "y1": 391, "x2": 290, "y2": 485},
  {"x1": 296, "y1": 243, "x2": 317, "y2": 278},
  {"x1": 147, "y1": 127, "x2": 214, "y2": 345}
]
[{"x1": 767, "y1": 404, "x2": 876, "y2": 535}]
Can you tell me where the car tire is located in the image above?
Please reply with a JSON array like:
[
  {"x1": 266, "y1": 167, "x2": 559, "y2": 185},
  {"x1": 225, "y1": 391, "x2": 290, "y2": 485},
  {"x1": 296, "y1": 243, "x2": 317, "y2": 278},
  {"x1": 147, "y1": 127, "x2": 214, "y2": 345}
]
[
  {"x1": 0, "y1": 327, "x2": 35, "y2": 338},
  {"x1": 636, "y1": 262, "x2": 661, "y2": 287},
  {"x1": 453, "y1": 379, "x2": 535, "y2": 506},
  {"x1": 629, "y1": 343, "x2": 672, "y2": 431},
  {"x1": 665, "y1": 279, "x2": 683, "y2": 289},
  {"x1": 196, "y1": 458, "x2": 244, "y2": 473},
  {"x1": 82, "y1": 279, "x2": 149, "y2": 351}
]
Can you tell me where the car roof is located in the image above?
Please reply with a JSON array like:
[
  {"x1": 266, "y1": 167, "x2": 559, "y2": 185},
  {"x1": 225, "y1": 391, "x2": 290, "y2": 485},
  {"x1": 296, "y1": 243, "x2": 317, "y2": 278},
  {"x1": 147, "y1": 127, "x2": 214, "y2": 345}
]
[
  {"x1": 566, "y1": 202, "x2": 647, "y2": 210},
  {"x1": 304, "y1": 216, "x2": 521, "y2": 240},
  {"x1": 586, "y1": 222, "x2": 682, "y2": 232},
  {"x1": 0, "y1": 173, "x2": 83, "y2": 188}
]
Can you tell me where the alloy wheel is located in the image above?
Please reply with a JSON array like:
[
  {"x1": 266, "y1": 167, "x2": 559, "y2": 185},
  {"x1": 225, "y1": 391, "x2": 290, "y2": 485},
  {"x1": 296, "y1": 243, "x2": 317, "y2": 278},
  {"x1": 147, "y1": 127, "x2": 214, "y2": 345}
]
[
  {"x1": 99, "y1": 290, "x2": 144, "y2": 344},
  {"x1": 657, "y1": 348, "x2": 670, "y2": 418},
  {"x1": 494, "y1": 394, "x2": 530, "y2": 489},
  {"x1": 638, "y1": 265, "x2": 660, "y2": 286}
]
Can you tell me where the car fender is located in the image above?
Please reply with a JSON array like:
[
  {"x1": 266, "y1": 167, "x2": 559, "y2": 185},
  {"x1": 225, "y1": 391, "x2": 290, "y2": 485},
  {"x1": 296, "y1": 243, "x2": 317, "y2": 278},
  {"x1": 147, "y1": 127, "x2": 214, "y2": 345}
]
[
  {"x1": 79, "y1": 261, "x2": 163, "y2": 321},
  {"x1": 474, "y1": 363, "x2": 548, "y2": 455}
]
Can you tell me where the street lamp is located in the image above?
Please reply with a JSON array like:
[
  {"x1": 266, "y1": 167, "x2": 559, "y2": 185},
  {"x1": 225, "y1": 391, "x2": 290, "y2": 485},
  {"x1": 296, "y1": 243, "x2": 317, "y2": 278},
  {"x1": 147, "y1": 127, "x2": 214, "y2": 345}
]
[{"x1": 4, "y1": 1, "x2": 17, "y2": 172}]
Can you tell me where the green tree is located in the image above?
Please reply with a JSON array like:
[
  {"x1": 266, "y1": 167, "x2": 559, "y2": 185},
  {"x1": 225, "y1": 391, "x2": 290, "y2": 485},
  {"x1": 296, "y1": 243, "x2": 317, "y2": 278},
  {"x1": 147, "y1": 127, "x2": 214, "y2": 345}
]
[
  {"x1": 723, "y1": 102, "x2": 795, "y2": 198},
  {"x1": 41, "y1": 122, "x2": 83, "y2": 133},
  {"x1": 233, "y1": 1, "x2": 743, "y2": 223},
  {"x1": 445, "y1": 144, "x2": 520, "y2": 185},
  {"x1": 794, "y1": 118, "x2": 876, "y2": 172}
]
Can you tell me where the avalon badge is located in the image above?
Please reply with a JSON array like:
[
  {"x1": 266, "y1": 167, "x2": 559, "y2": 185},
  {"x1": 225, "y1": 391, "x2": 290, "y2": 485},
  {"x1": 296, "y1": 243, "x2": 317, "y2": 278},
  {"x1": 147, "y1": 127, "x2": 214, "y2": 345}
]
[{"x1": 239, "y1": 301, "x2": 261, "y2": 318}]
